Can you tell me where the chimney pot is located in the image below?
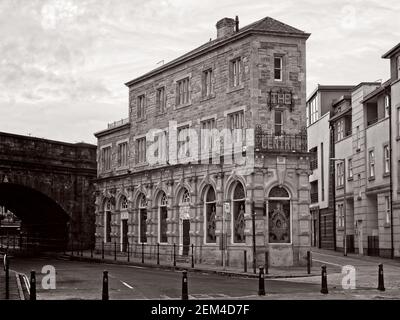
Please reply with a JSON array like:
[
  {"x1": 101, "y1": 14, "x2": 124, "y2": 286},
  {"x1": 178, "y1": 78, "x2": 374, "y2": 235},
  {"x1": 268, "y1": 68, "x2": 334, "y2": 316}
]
[{"x1": 216, "y1": 17, "x2": 235, "y2": 39}]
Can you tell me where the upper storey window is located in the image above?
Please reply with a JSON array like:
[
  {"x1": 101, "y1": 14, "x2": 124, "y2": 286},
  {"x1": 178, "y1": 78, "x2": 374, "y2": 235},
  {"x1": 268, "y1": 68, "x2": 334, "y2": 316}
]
[
  {"x1": 202, "y1": 69, "x2": 213, "y2": 97},
  {"x1": 230, "y1": 57, "x2": 242, "y2": 87},
  {"x1": 101, "y1": 146, "x2": 111, "y2": 171},
  {"x1": 176, "y1": 78, "x2": 190, "y2": 106},
  {"x1": 274, "y1": 56, "x2": 283, "y2": 81},
  {"x1": 137, "y1": 95, "x2": 146, "y2": 120},
  {"x1": 156, "y1": 87, "x2": 166, "y2": 114}
]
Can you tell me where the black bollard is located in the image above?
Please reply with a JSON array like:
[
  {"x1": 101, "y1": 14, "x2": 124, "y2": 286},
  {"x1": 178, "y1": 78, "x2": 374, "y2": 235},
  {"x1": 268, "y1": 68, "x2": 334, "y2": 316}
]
[
  {"x1": 157, "y1": 243, "x2": 160, "y2": 265},
  {"x1": 142, "y1": 243, "x2": 144, "y2": 263},
  {"x1": 258, "y1": 266, "x2": 266, "y2": 296},
  {"x1": 5, "y1": 255, "x2": 9, "y2": 300},
  {"x1": 320, "y1": 265, "x2": 328, "y2": 294},
  {"x1": 378, "y1": 264, "x2": 385, "y2": 291},
  {"x1": 244, "y1": 250, "x2": 247, "y2": 273},
  {"x1": 114, "y1": 242, "x2": 117, "y2": 261},
  {"x1": 102, "y1": 271, "x2": 109, "y2": 300},
  {"x1": 182, "y1": 270, "x2": 188, "y2": 300},
  {"x1": 307, "y1": 251, "x2": 311, "y2": 275},
  {"x1": 265, "y1": 251, "x2": 269, "y2": 275},
  {"x1": 30, "y1": 271, "x2": 36, "y2": 300},
  {"x1": 102, "y1": 241, "x2": 104, "y2": 260},
  {"x1": 127, "y1": 242, "x2": 130, "y2": 262},
  {"x1": 91, "y1": 246, "x2": 93, "y2": 259}
]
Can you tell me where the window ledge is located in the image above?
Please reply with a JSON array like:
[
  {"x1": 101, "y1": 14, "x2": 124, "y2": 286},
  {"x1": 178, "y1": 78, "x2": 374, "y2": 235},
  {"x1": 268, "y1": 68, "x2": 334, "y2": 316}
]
[
  {"x1": 116, "y1": 166, "x2": 129, "y2": 172},
  {"x1": 337, "y1": 227, "x2": 344, "y2": 231},
  {"x1": 347, "y1": 177, "x2": 353, "y2": 181},
  {"x1": 368, "y1": 176, "x2": 375, "y2": 181},
  {"x1": 200, "y1": 93, "x2": 216, "y2": 102},
  {"x1": 226, "y1": 83, "x2": 244, "y2": 94},
  {"x1": 135, "y1": 162, "x2": 148, "y2": 168},
  {"x1": 155, "y1": 111, "x2": 167, "y2": 117},
  {"x1": 336, "y1": 185, "x2": 344, "y2": 190},
  {"x1": 136, "y1": 118, "x2": 147, "y2": 123},
  {"x1": 383, "y1": 222, "x2": 391, "y2": 228},
  {"x1": 383, "y1": 172, "x2": 390, "y2": 178},
  {"x1": 175, "y1": 102, "x2": 192, "y2": 109}
]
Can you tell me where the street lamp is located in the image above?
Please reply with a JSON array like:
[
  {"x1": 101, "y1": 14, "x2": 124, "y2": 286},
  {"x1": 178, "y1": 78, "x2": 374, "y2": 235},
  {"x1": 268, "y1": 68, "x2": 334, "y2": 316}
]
[{"x1": 330, "y1": 158, "x2": 347, "y2": 256}]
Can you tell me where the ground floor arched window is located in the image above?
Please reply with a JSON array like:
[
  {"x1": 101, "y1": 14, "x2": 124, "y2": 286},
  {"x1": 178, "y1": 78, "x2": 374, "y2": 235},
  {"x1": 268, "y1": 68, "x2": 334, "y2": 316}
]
[
  {"x1": 232, "y1": 182, "x2": 246, "y2": 243},
  {"x1": 268, "y1": 186, "x2": 291, "y2": 243},
  {"x1": 159, "y1": 192, "x2": 168, "y2": 243},
  {"x1": 138, "y1": 194, "x2": 147, "y2": 243},
  {"x1": 204, "y1": 186, "x2": 216, "y2": 243}
]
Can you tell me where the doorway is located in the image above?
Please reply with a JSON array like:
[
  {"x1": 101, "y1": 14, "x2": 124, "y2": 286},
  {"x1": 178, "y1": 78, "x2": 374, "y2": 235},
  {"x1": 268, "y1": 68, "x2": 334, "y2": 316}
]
[
  {"x1": 121, "y1": 219, "x2": 128, "y2": 252},
  {"x1": 182, "y1": 219, "x2": 190, "y2": 256}
]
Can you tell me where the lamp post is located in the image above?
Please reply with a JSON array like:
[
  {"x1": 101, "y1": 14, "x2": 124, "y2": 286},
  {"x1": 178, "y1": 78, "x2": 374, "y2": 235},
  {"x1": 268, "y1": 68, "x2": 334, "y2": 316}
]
[{"x1": 331, "y1": 158, "x2": 347, "y2": 256}]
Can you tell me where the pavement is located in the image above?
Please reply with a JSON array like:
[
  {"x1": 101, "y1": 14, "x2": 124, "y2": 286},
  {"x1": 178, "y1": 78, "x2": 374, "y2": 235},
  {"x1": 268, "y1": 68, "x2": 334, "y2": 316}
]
[
  {"x1": 54, "y1": 248, "x2": 321, "y2": 279},
  {"x1": 0, "y1": 271, "x2": 23, "y2": 300},
  {"x1": 3, "y1": 247, "x2": 400, "y2": 300}
]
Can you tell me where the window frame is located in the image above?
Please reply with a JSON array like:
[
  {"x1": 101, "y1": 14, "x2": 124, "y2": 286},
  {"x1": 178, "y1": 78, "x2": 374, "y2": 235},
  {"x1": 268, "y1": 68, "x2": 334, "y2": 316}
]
[
  {"x1": 230, "y1": 57, "x2": 242, "y2": 88},
  {"x1": 202, "y1": 68, "x2": 213, "y2": 97},
  {"x1": 383, "y1": 144, "x2": 390, "y2": 174},
  {"x1": 136, "y1": 137, "x2": 147, "y2": 164},
  {"x1": 274, "y1": 56, "x2": 283, "y2": 81},
  {"x1": 137, "y1": 94, "x2": 146, "y2": 120},
  {"x1": 156, "y1": 86, "x2": 166, "y2": 114},
  {"x1": 368, "y1": 149, "x2": 375, "y2": 179}
]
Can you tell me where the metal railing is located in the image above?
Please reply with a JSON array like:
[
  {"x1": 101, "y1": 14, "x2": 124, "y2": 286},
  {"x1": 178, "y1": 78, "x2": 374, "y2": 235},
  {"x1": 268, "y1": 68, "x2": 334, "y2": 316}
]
[
  {"x1": 107, "y1": 118, "x2": 129, "y2": 129},
  {"x1": 255, "y1": 126, "x2": 307, "y2": 153}
]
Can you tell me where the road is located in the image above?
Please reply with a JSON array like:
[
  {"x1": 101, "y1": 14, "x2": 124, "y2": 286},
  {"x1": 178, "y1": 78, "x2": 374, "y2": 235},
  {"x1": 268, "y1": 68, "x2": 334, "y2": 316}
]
[{"x1": 9, "y1": 257, "x2": 320, "y2": 300}]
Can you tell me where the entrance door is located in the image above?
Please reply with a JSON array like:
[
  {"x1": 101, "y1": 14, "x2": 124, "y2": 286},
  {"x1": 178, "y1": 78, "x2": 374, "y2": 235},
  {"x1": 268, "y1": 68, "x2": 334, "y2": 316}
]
[
  {"x1": 121, "y1": 219, "x2": 128, "y2": 252},
  {"x1": 182, "y1": 219, "x2": 190, "y2": 256}
]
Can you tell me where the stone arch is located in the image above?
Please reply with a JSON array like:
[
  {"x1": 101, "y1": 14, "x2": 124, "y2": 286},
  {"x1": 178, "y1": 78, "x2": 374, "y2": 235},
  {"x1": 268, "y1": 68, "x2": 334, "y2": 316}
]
[
  {"x1": 175, "y1": 184, "x2": 193, "y2": 206},
  {"x1": 198, "y1": 177, "x2": 217, "y2": 204},
  {"x1": 224, "y1": 174, "x2": 247, "y2": 200},
  {"x1": 116, "y1": 191, "x2": 129, "y2": 210}
]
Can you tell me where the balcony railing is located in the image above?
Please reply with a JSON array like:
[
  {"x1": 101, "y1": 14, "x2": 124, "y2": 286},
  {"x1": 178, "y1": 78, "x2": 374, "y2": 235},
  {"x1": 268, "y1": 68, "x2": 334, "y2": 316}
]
[
  {"x1": 108, "y1": 118, "x2": 130, "y2": 129},
  {"x1": 255, "y1": 126, "x2": 307, "y2": 153}
]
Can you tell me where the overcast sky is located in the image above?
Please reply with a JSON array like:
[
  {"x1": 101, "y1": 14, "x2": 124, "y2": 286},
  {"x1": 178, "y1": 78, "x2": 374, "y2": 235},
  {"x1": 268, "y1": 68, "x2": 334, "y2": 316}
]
[{"x1": 0, "y1": 0, "x2": 399, "y2": 144}]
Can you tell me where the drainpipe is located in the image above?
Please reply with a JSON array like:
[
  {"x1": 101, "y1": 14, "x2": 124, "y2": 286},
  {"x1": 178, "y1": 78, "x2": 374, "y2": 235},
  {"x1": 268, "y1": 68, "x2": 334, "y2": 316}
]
[
  {"x1": 330, "y1": 123, "x2": 337, "y2": 251},
  {"x1": 387, "y1": 87, "x2": 394, "y2": 259}
]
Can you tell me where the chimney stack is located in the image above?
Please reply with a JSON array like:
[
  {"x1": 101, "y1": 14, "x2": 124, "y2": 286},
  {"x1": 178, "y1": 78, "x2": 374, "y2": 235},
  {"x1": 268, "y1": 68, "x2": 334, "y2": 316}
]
[
  {"x1": 216, "y1": 17, "x2": 236, "y2": 39},
  {"x1": 235, "y1": 15, "x2": 239, "y2": 32}
]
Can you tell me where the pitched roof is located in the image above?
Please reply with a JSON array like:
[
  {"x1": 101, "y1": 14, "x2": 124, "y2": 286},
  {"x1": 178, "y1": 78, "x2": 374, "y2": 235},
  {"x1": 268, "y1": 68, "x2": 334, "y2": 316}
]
[
  {"x1": 382, "y1": 42, "x2": 400, "y2": 59},
  {"x1": 125, "y1": 16, "x2": 310, "y2": 87}
]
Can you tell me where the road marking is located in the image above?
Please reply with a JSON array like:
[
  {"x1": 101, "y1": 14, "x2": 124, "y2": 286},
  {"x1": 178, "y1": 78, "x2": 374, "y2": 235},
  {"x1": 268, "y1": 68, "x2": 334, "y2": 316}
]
[
  {"x1": 313, "y1": 259, "x2": 343, "y2": 268},
  {"x1": 121, "y1": 281, "x2": 134, "y2": 290}
]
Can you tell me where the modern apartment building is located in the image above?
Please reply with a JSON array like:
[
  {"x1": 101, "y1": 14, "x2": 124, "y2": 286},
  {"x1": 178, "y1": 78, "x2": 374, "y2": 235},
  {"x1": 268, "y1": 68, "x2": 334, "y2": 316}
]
[
  {"x1": 94, "y1": 16, "x2": 311, "y2": 267},
  {"x1": 308, "y1": 42, "x2": 400, "y2": 258}
]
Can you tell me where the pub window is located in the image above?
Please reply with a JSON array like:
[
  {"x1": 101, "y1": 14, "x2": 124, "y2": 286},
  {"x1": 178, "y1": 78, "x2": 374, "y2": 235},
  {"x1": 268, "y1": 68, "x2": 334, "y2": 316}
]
[
  {"x1": 158, "y1": 192, "x2": 168, "y2": 243},
  {"x1": 156, "y1": 87, "x2": 166, "y2": 114},
  {"x1": 136, "y1": 137, "x2": 146, "y2": 164},
  {"x1": 268, "y1": 186, "x2": 291, "y2": 243},
  {"x1": 231, "y1": 57, "x2": 242, "y2": 87},
  {"x1": 120, "y1": 196, "x2": 129, "y2": 211},
  {"x1": 274, "y1": 56, "x2": 283, "y2": 81},
  {"x1": 204, "y1": 186, "x2": 216, "y2": 244},
  {"x1": 203, "y1": 69, "x2": 213, "y2": 97},
  {"x1": 177, "y1": 125, "x2": 190, "y2": 160},
  {"x1": 101, "y1": 146, "x2": 111, "y2": 171},
  {"x1": 274, "y1": 110, "x2": 283, "y2": 136},
  {"x1": 137, "y1": 95, "x2": 146, "y2": 120},
  {"x1": 176, "y1": 77, "x2": 190, "y2": 105},
  {"x1": 117, "y1": 142, "x2": 128, "y2": 167},
  {"x1": 232, "y1": 182, "x2": 246, "y2": 244},
  {"x1": 138, "y1": 194, "x2": 147, "y2": 243}
]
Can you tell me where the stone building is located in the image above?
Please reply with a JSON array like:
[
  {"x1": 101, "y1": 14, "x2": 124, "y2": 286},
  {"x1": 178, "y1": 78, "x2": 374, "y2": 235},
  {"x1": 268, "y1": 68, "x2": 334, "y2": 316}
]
[{"x1": 94, "y1": 16, "x2": 311, "y2": 267}]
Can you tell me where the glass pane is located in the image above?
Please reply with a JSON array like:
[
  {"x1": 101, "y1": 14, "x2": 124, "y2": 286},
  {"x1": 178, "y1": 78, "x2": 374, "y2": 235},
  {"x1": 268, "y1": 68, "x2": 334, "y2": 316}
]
[
  {"x1": 206, "y1": 203, "x2": 216, "y2": 243},
  {"x1": 233, "y1": 201, "x2": 246, "y2": 243},
  {"x1": 233, "y1": 183, "x2": 245, "y2": 200},
  {"x1": 268, "y1": 200, "x2": 290, "y2": 243}
]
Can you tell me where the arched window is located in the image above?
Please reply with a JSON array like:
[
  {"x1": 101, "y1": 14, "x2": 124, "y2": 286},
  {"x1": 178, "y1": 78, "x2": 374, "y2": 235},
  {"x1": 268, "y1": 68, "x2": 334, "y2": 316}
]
[
  {"x1": 204, "y1": 186, "x2": 216, "y2": 243},
  {"x1": 104, "y1": 199, "x2": 112, "y2": 243},
  {"x1": 120, "y1": 196, "x2": 129, "y2": 210},
  {"x1": 182, "y1": 189, "x2": 191, "y2": 204},
  {"x1": 158, "y1": 192, "x2": 168, "y2": 243},
  {"x1": 138, "y1": 194, "x2": 147, "y2": 243},
  {"x1": 232, "y1": 182, "x2": 246, "y2": 243},
  {"x1": 268, "y1": 186, "x2": 291, "y2": 243}
]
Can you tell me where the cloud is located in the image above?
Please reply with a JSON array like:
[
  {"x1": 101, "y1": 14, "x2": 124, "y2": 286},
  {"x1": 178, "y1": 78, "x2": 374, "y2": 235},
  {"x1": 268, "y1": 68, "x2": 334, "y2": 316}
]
[{"x1": 0, "y1": 0, "x2": 399, "y2": 143}]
